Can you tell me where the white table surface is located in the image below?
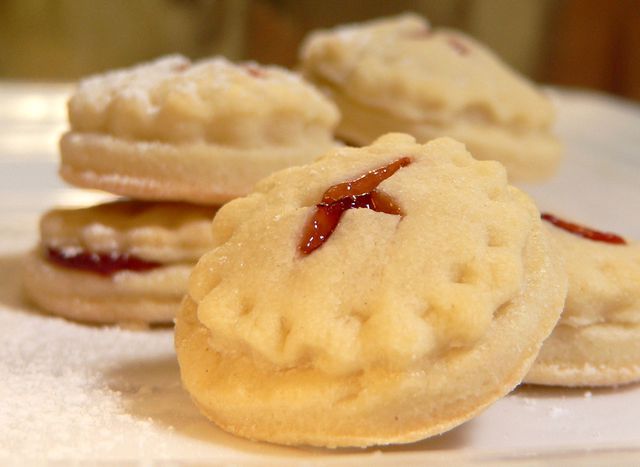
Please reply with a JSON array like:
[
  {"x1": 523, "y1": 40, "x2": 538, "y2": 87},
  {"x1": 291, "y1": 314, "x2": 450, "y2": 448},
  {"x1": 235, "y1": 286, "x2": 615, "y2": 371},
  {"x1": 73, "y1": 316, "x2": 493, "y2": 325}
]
[{"x1": 1, "y1": 84, "x2": 639, "y2": 465}]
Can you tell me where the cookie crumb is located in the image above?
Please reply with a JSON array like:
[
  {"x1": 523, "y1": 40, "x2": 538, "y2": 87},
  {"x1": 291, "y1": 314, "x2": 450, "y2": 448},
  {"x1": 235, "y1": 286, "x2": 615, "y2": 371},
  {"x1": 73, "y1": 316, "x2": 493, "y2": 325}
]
[{"x1": 549, "y1": 406, "x2": 568, "y2": 418}]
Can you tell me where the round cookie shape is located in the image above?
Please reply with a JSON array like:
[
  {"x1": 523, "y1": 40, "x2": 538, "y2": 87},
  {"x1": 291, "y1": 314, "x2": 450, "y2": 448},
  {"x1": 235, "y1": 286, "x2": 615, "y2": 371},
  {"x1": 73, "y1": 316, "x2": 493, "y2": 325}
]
[
  {"x1": 526, "y1": 219, "x2": 640, "y2": 387},
  {"x1": 176, "y1": 133, "x2": 567, "y2": 447},
  {"x1": 23, "y1": 200, "x2": 217, "y2": 325},
  {"x1": 60, "y1": 55, "x2": 340, "y2": 204},
  {"x1": 300, "y1": 14, "x2": 562, "y2": 182}
]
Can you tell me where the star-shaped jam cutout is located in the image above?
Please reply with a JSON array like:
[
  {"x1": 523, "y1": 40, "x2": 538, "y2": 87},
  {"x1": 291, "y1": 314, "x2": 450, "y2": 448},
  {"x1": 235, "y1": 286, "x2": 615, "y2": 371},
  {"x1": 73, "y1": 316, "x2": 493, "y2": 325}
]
[{"x1": 299, "y1": 157, "x2": 412, "y2": 255}]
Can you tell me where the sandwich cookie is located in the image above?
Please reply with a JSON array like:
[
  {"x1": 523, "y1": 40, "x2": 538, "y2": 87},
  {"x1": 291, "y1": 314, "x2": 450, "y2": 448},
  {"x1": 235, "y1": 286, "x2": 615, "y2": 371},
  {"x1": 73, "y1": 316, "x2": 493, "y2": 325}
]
[
  {"x1": 300, "y1": 14, "x2": 562, "y2": 182},
  {"x1": 526, "y1": 214, "x2": 640, "y2": 387},
  {"x1": 176, "y1": 133, "x2": 567, "y2": 447},
  {"x1": 23, "y1": 200, "x2": 217, "y2": 325}
]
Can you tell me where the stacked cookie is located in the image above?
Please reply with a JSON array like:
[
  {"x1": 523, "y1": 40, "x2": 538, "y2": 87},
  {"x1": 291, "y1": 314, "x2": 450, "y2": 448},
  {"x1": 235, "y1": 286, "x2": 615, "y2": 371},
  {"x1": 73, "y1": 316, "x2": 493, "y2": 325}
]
[
  {"x1": 23, "y1": 201, "x2": 217, "y2": 325},
  {"x1": 23, "y1": 55, "x2": 339, "y2": 325}
]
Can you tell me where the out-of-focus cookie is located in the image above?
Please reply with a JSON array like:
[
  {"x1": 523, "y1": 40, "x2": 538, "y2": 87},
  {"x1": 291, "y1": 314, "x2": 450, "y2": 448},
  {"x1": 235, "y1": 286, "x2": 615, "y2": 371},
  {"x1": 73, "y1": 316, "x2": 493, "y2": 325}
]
[
  {"x1": 526, "y1": 214, "x2": 640, "y2": 387},
  {"x1": 175, "y1": 133, "x2": 567, "y2": 447},
  {"x1": 23, "y1": 200, "x2": 217, "y2": 325},
  {"x1": 300, "y1": 14, "x2": 562, "y2": 182},
  {"x1": 60, "y1": 55, "x2": 339, "y2": 204}
]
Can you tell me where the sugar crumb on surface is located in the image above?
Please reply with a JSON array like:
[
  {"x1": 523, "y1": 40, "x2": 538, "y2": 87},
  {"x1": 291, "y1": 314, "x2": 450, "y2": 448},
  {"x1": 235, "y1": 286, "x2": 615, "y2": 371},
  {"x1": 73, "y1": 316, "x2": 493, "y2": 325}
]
[
  {"x1": 548, "y1": 406, "x2": 568, "y2": 418},
  {"x1": 0, "y1": 306, "x2": 174, "y2": 460}
]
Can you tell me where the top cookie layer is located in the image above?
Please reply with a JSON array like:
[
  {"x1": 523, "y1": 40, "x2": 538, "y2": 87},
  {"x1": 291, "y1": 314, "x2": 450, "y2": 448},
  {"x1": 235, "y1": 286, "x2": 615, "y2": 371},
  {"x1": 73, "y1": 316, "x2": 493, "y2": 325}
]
[
  {"x1": 300, "y1": 14, "x2": 553, "y2": 127},
  {"x1": 41, "y1": 200, "x2": 216, "y2": 263},
  {"x1": 68, "y1": 55, "x2": 339, "y2": 146},
  {"x1": 189, "y1": 133, "x2": 542, "y2": 376}
]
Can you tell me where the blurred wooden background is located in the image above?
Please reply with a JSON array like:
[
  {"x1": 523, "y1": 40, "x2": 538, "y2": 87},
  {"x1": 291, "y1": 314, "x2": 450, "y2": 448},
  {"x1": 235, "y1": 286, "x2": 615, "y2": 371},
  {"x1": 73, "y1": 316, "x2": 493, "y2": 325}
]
[{"x1": 1, "y1": 0, "x2": 638, "y2": 101}]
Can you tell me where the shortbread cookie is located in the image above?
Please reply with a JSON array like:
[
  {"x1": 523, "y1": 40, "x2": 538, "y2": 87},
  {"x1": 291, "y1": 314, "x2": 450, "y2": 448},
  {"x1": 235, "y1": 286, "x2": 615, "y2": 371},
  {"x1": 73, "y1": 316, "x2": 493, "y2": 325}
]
[
  {"x1": 23, "y1": 200, "x2": 217, "y2": 325},
  {"x1": 175, "y1": 133, "x2": 567, "y2": 447},
  {"x1": 526, "y1": 214, "x2": 640, "y2": 387},
  {"x1": 60, "y1": 55, "x2": 339, "y2": 204},
  {"x1": 300, "y1": 14, "x2": 562, "y2": 182}
]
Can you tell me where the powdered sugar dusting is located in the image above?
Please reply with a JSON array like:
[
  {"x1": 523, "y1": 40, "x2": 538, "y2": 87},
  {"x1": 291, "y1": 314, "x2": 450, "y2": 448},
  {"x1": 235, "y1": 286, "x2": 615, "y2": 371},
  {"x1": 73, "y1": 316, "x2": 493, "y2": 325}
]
[
  {"x1": 71, "y1": 55, "x2": 331, "y2": 118},
  {"x1": 0, "y1": 306, "x2": 174, "y2": 460},
  {"x1": 72, "y1": 55, "x2": 189, "y2": 115},
  {"x1": 549, "y1": 406, "x2": 568, "y2": 418},
  {"x1": 67, "y1": 54, "x2": 338, "y2": 143}
]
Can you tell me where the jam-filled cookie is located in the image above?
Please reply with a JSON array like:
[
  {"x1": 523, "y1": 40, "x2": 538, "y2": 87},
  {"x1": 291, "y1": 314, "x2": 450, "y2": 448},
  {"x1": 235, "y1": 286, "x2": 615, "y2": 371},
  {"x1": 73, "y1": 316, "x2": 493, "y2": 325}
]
[
  {"x1": 60, "y1": 55, "x2": 339, "y2": 204},
  {"x1": 526, "y1": 215, "x2": 640, "y2": 387},
  {"x1": 300, "y1": 14, "x2": 562, "y2": 182},
  {"x1": 23, "y1": 200, "x2": 216, "y2": 325},
  {"x1": 175, "y1": 133, "x2": 567, "y2": 447}
]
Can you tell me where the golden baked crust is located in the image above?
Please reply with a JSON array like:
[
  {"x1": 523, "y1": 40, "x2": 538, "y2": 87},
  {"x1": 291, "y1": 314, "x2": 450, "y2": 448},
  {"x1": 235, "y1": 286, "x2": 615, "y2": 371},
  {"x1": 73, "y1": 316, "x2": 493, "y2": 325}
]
[
  {"x1": 23, "y1": 200, "x2": 217, "y2": 324},
  {"x1": 60, "y1": 55, "x2": 339, "y2": 203},
  {"x1": 300, "y1": 14, "x2": 562, "y2": 182},
  {"x1": 526, "y1": 224, "x2": 640, "y2": 386},
  {"x1": 175, "y1": 134, "x2": 567, "y2": 446}
]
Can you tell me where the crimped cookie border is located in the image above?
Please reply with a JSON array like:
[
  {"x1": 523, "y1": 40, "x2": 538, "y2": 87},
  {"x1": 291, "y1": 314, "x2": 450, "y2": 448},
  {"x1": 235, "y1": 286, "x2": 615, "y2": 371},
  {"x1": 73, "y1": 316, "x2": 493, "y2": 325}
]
[{"x1": 175, "y1": 221, "x2": 566, "y2": 447}]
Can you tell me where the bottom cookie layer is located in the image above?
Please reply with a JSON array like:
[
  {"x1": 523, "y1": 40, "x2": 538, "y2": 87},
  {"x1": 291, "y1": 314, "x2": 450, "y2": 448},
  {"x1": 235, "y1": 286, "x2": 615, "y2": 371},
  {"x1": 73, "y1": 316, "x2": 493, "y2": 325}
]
[
  {"x1": 60, "y1": 132, "x2": 336, "y2": 204},
  {"x1": 324, "y1": 85, "x2": 561, "y2": 183},
  {"x1": 525, "y1": 322, "x2": 640, "y2": 387},
  {"x1": 22, "y1": 251, "x2": 191, "y2": 325}
]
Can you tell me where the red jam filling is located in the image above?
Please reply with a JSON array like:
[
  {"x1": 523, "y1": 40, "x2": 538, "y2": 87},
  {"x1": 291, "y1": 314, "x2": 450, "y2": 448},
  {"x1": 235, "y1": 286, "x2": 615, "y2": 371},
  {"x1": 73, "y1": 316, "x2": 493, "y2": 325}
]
[
  {"x1": 299, "y1": 157, "x2": 412, "y2": 255},
  {"x1": 541, "y1": 213, "x2": 627, "y2": 245},
  {"x1": 46, "y1": 247, "x2": 162, "y2": 276},
  {"x1": 174, "y1": 61, "x2": 191, "y2": 72},
  {"x1": 244, "y1": 64, "x2": 266, "y2": 78},
  {"x1": 406, "y1": 25, "x2": 432, "y2": 39},
  {"x1": 406, "y1": 30, "x2": 469, "y2": 55},
  {"x1": 447, "y1": 37, "x2": 469, "y2": 55}
]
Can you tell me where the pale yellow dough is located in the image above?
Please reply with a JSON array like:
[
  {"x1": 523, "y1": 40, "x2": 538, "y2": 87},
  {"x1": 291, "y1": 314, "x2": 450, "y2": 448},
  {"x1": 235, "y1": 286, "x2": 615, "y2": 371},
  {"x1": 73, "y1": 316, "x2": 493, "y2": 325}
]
[
  {"x1": 23, "y1": 200, "x2": 217, "y2": 325},
  {"x1": 300, "y1": 14, "x2": 562, "y2": 182},
  {"x1": 60, "y1": 55, "x2": 339, "y2": 203},
  {"x1": 176, "y1": 133, "x2": 567, "y2": 447},
  {"x1": 526, "y1": 224, "x2": 640, "y2": 387}
]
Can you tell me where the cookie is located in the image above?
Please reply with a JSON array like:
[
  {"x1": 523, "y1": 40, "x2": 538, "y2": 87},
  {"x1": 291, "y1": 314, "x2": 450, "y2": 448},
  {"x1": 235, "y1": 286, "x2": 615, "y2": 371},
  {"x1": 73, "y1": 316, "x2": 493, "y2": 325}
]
[
  {"x1": 60, "y1": 55, "x2": 339, "y2": 204},
  {"x1": 525, "y1": 214, "x2": 640, "y2": 387},
  {"x1": 175, "y1": 133, "x2": 567, "y2": 447},
  {"x1": 23, "y1": 200, "x2": 217, "y2": 325},
  {"x1": 300, "y1": 14, "x2": 562, "y2": 182}
]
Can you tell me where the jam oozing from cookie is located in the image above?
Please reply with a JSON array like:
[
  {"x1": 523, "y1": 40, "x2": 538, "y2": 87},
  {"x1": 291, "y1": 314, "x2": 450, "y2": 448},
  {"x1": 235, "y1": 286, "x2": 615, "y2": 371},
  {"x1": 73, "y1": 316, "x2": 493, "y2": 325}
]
[
  {"x1": 46, "y1": 247, "x2": 162, "y2": 276},
  {"x1": 541, "y1": 213, "x2": 627, "y2": 245},
  {"x1": 406, "y1": 25, "x2": 432, "y2": 39},
  {"x1": 173, "y1": 61, "x2": 191, "y2": 72},
  {"x1": 244, "y1": 64, "x2": 266, "y2": 78},
  {"x1": 447, "y1": 37, "x2": 470, "y2": 55},
  {"x1": 300, "y1": 157, "x2": 412, "y2": 255}
]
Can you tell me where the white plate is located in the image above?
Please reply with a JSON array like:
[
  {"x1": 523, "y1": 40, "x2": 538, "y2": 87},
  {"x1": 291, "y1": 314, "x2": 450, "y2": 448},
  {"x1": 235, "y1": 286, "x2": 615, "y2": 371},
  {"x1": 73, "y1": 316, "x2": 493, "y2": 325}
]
[{"x1": 1, "y1": 85, "x2": 639, "y2": 464}]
